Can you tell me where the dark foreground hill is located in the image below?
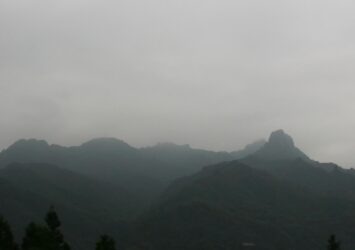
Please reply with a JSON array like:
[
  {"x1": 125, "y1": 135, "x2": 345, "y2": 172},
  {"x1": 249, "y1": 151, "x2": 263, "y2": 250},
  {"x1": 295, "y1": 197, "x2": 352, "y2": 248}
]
[
  {"x1": 0, "y1": 163, "x2": 136, "y2": 250},
  {"x1": 127, "y1": 161, "x2": 355, "y2": 250}
]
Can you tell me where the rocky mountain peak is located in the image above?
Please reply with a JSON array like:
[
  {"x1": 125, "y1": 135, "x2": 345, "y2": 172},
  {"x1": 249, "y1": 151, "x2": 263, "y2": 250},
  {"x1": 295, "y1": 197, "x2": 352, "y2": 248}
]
[{"x1": 253, "y1": 130, "x2": 309, "y2": 161}]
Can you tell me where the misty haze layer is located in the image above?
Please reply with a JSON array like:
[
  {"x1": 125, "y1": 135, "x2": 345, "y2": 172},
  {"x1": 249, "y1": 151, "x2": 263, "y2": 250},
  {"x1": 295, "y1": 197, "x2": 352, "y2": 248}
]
[{"x1": 0, "y1": 0, "x2": 355, "y2": 167}]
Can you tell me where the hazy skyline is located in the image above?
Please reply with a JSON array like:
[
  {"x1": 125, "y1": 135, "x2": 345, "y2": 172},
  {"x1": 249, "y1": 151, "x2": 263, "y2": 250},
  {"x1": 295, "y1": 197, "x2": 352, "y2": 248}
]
[{"x1": 1, "y1": 0, "x2": 355, "y2": 167}]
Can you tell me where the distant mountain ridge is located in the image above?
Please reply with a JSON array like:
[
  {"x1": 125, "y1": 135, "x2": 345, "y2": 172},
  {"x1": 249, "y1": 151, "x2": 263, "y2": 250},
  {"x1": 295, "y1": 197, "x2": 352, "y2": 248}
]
[
  {"x1": 0, "y1": 137, "x2": 265, "y2": 181},
  {"x1": 230, "y1": 139, "x2": 266, "y2": 159}
]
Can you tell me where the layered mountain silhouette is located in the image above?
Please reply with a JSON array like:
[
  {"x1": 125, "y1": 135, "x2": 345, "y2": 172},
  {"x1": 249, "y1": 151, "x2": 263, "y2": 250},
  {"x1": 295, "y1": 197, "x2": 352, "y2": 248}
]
[
  {"x1": 126, "y1": 130, "x2": 355, "y2": 249},
  {"x1": 0, "y1": 137, "x2": 262, "y2": 194},
  {"x1": 0, "y1": 138, "x2": 170, "y2": 209},
  {"x1": 140, "y1": 140, "x2": 265, "y2": 178},
  {"x1": 1, "y1": 130, "x2": 355, "y2": 249}
]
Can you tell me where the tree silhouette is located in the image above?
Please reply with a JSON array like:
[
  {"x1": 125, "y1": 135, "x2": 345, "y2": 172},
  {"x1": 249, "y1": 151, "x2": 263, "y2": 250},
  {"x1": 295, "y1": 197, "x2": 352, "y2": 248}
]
[
  {"x1": 22, "y1": 222, "x2": 51, "y2": 250},
  {"x1": 22, "y1": 206, "x2": 71, "y2": 250},
  {"x1": 327, "y1": 234, "x2": 341, "y2": 250},
  {"x1": 46, "y1": 206, "x2": 61, "y2": 231},
  {"x1": 96, "y1": 235, "x2": 116, "y2": 250},
  {"x1": 45, "y1": 206, "x2": 70, "y2": 250},
  {"x1": 0, "y1": 215, "x2": 18, "y2": 250}
]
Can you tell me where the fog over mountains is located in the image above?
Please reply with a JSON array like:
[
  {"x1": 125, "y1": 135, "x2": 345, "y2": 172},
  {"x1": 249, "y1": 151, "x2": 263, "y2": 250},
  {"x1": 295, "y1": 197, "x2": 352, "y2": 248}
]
[
  {"x1": 1, "y1": 1, "x2": 354, "y2": 249},
  {"x1": 1, "y1": 130, "x2": 355, "y2": 249},
  {"x1": 2, "y1": 0, "x2": 355, "y2": 168}
]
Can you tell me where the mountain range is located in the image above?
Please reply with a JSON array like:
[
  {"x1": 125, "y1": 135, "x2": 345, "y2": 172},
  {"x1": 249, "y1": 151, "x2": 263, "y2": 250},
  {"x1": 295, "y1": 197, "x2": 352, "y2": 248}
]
[{"x1": 1, "y1": 130, "x2": 355, "y2": 249}]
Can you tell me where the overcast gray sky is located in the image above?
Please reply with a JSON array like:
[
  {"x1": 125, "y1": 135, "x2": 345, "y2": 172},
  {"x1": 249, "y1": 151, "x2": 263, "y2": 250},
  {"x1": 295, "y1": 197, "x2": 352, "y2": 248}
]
[{"x1": 0, "y1": 0, "x2": 355, "y2": 167}]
